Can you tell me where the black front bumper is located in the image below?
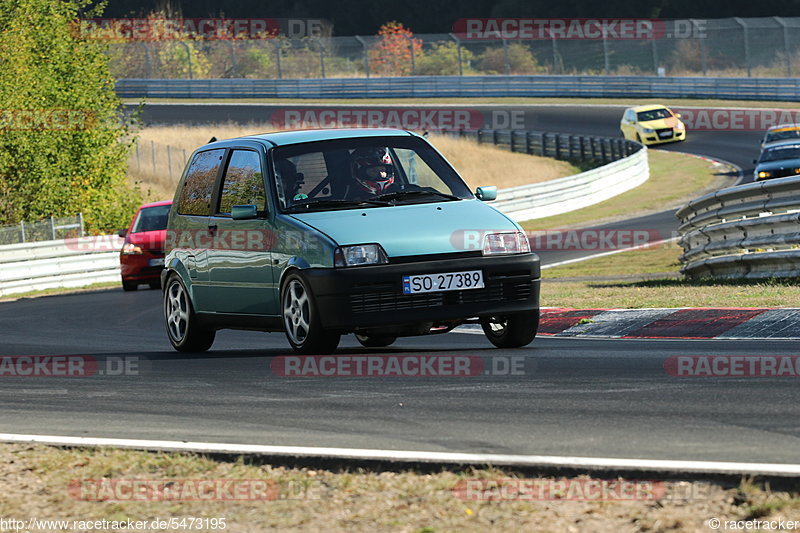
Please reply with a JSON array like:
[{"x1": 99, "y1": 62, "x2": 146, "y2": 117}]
[{"x1": 303, "y1": 253, "x2": 540, "y2": 332}]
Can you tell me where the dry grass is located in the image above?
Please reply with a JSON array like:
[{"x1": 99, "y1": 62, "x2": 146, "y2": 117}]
[
  {"x1": 522, "y1": 150, "x2": 735, "y2": 231},
  {"x1": 128, "y1": 125, "x2": 580, "y2": 200},
  {"x1": 2, "y1": 443, "x2": 798, "y2": 532}
]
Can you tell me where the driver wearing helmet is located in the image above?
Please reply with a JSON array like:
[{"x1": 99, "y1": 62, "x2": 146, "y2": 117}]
[{"x1": 345, "y1": 147, "x2": 398, "y2": 199}]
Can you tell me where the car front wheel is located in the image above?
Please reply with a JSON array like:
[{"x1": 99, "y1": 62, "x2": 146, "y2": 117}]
[
  {"x1": 282, "y1": 273, "x2": 340, "y2": 354},
  {"x1": 481, "y1": 311, "x2": 539, "y2": 348},
  {"x1": 164, "y1": 275, "x2": 215, "y2": 352}
]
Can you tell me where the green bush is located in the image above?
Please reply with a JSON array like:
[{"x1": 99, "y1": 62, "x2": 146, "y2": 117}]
[
  {"x1": 415, "y1": 42, "x2": 474, "y2": 76},
  {"x1": 0, "y1": 0, "x2": 140, "y2": 233},
  {"x1": 476, "y1": 43, "x2": 541, "y2": 75}
]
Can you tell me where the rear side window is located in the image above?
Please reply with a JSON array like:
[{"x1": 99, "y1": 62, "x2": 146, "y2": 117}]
[
  {"x1": 217, "y1": 150, "x2": 266, "y2": 214},
  {"x1": 132, "y1": 204, "x2": 170, "y2": 233},
  {"x1": 178, "y1": 149, "x2": 225, "y2": 216}
]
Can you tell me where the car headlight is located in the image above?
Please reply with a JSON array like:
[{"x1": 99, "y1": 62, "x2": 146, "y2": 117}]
[
  {"x1": 757, "y1": 171, "x2": 772, "y2": 179},
  {"x1": 121, "y1": 243, "x2": 143, "y2": 255},
  {"x1": 482, "y1": 232, "x2": 530, "y2": 256},
  {"x1": 642, "y1": 127, "x2": 655, "y2": 133},
  {"x1": 675, "y1": 122, "x2": 685, "y2": 130},
  {"x1": 334, "y1": 244, "x2": 388, "y2": 267}
]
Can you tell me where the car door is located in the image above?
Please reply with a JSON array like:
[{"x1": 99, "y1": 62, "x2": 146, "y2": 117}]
[
  {"x1": 171, "y1": 148, "x2": 226, "y2": 313},
  {"x1": 207, "y1": 147, "x2": 276, "y2": 315},
  {"x1": 620, "y1": 109, "x2": 635, "y2": 139}
]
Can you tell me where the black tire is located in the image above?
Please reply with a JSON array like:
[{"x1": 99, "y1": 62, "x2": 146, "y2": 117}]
[
  {"x1": 149, "y1": 280, "x2": 161, "y2": 290},
  {"x1": 480, "y1": 310, "x2": 539, "y2": 349},
  {"x1": 281, "y1": 272, "x2": 340, "y2": 354},
  {"x1": 355, "y1": 334, "x2": 397, "y2": 348},
  {"x1": 122, "y1": 279, "x2": 138, "y2": 291},
  {"x1": 163, "y1": 274, "x2": 215, "y2": 352}
]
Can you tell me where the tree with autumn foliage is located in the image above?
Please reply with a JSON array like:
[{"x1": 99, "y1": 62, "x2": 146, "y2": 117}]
[{"x1": 369, "y1": 21, "x2": 422, "y2": 76}]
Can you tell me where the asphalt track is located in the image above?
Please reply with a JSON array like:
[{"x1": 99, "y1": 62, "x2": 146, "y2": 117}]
[
  {"x1": 2, "y1": 289, "x2": 799, "y2": 464},
  {"x1": 2, "y1": 102, "x2": 793, "y2": 467}
]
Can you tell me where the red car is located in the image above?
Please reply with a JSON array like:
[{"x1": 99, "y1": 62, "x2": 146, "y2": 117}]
[{"x1": 119, "y1": 200, "x2": 171, "y2": 291}]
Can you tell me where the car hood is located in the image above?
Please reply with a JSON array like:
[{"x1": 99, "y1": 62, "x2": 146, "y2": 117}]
[
  {"x1": 756, "y1": 158, "x2": 800, "y2": 172},
  {"x1": 638, "y1": 116, "x2": 681, "y2": 129},
  {"x1": 127, "y1": 229, "x2": 166, "y2": 252},
  {"x1": 289, "y1": 199, "x2": 518, "y2": 257}
]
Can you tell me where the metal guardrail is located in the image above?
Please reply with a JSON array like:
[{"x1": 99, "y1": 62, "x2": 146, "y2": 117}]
[
  {"x1": 0, "y1": 214, "x2": 84, "y2": 245},
  {"x1": 0, "y1": 236, "x2": 123, "y2": 297},
  {"x1": 493, "y1": 144, "x2": 648, "y2": 221},
  {"x1": 116, "y1": 76, "x2": 800, "y2": 101},
  {"x1": 676, "y1": 176, "x2": 800, "y2": 279}
]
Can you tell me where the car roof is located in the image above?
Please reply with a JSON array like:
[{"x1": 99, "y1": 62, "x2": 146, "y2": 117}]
[
  {"x1": 139, "y1": 199, "x2": 172, "y2": 209},
  {"x1": 630, "y1": 104, "x2": 671, "y2": 112},
  {"x1": 206, "y1": 128, "x2": 417, "y2": 148},
  {"x1": 766, "y1": 124, "x2": 800, "y2": 133}
]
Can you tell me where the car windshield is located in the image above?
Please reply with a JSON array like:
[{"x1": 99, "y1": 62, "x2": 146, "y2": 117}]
[
  {"x1": 765, "y1": 129, "x2": 800, "y2": 143},
  {"x1": 636, "y1": 108, "x2": 672, "y2": 121},
  {"x1": 272, "y1": 136, "x2": 473, "y2": 212},
  {"x1": 132, "y1": 204, "x2": 170, "y2": 233},
  {"x1": 759, "y1": 145, "x2": 800, "y2": 162}
]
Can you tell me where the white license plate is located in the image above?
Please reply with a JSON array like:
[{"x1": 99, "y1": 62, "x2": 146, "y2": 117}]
[
  {"x1": 402, "y1": 270, "x2": 484, "y2": 294},
  {"x1": 149, "y1": 258, "x2": 165, "y2": 267},
  {"x1": 658, "y1": 130, "x2": 673, "y2": 138}
]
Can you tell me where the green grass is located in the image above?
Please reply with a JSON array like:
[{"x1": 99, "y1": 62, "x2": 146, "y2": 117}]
[
  {"x1": 542, "y1": 242, "x2": 800, "y2": 308},
  {"x1": 522, "y1": 150, "x2": 734, "y2": 231},
  {"x1": 125, "y1": 97, "x2": 800, "y2": 109}
]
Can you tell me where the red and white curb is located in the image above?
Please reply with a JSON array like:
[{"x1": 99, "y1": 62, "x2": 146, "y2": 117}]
[{"x1": 457, "y1": 308, "x2": 800, "y2": 339}]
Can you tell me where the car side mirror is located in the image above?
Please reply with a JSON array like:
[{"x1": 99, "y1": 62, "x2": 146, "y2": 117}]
[
  {"x1": 117, "y1": 229, "x2": 127, "y2": 238},
  {"x1": 475, "y1": 186, "x2": 497, "y2": 201},
  {"x1": 231, "y1": 205, "x2": 259, "y2": 220},
  {"x1": 675, "y1": 113, "x2": 682, "y2": 118}
]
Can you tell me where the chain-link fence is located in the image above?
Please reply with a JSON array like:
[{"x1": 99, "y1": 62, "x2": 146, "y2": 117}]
[
  {"x1": 0, "y1": 215, "x2": 84, "y2": 245},
  {"x1": 106, "y1": 18, "x2": 800, "y2": 80}
]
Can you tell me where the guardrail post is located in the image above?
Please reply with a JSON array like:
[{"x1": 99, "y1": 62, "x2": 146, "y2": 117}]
[
  {"x1": 775, "y1": 17, "x2": 792, "y2": 77},
  {"x1": 50, "y1": 216, "x2": 56, "y2": 240},
  {"x1": 525, "y1": 131, "x2": 532, "y2": 154},
  {"x1": 579, "y1": 136, "x2": 585, "y2": 159},
  {"x1": 600, "y1": 139, "x2": 607, "y2": 162},
  {"x1": 502, "y1": 39, "x2": 510, "y2": 75},
  {"x1": 272, "y1": 41, "x2": 283, "y2": 79},
  {"x1": 78, "y1": 213, "x2": 84, "y2": 238},
  {"x1": 691, "y1": 20, "x2": 708, "y2": 76},
  {"x1": 567, "y1": 135, "x2": 574, "y2": 158},
  {"x1": 493, "y1": 129, "x2": 499, "y2": 146},
  {"x1": 554, "y1": 135, "x2": 561, "y2": 160},
  {"x1": 449, "y1": 34, "x2": 464, "y2": 76},
  {"x1": 734, "y1": 18, "x2": 751, "y2": 78},
  {"x1": 178, "y1": 41, "x2": 193, "y2": 79},
  {"x1": 19, "y1": 221, "x2": 25, "y2": 243},
  {"x1": 355, "y1": 35, "x2": 370, "y2": 78}
]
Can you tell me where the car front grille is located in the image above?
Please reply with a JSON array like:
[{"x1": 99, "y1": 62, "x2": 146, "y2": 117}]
[
  {"x1": 656, "y1": 128, "x2": 674, "y2": 139},
  {"x1": 349, "y1": 278, "x2": 534, "y2": 314}
]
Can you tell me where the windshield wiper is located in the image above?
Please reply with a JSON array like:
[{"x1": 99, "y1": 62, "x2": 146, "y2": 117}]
[
  {"x1": 373, "y1": 190, "x2": 461, "y2": 202},
  {"x1": 285, "y1": 198, "x2": 391, "y2": 212}
]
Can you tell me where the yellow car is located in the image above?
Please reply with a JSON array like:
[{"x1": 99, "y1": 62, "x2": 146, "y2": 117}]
[{"x1": 620, "y1": 105, "x2": 686, "y2": 145}]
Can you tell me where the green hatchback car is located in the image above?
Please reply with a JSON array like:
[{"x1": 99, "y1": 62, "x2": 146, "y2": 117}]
[{"x1": 162, "y1": 128, "x2": 540, "y2": 354}]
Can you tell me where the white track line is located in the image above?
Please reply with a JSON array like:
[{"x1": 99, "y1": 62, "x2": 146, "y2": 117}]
[
  {"x1": 541, "y1": 238, "x2": 679, "y2": 270},
  {"x1": 1, "y1": 433, "x2": 798, "y2": 476}
]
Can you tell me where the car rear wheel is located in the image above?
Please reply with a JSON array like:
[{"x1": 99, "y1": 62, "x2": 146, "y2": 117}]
[
  {"x1": 355, "y1": 334, "x2": 397, "y2": 348},
  {"x1": 282, "y1": 273, "x2": 340, "y2": 354},
  {"x1": 164, "y1": 275, "x2": 215, "y2": 352},
  {"x1": 481, "y1": 310, "x2": 539, "y2": 348},
  {"x1": 121, "y1": 278, "x2": 138, "y2": 291}
]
